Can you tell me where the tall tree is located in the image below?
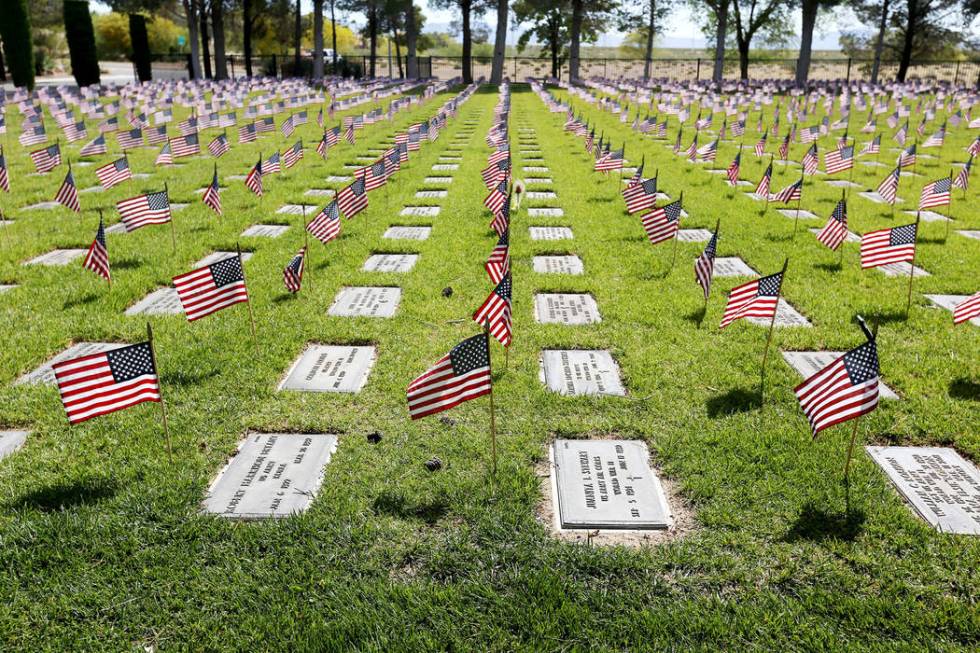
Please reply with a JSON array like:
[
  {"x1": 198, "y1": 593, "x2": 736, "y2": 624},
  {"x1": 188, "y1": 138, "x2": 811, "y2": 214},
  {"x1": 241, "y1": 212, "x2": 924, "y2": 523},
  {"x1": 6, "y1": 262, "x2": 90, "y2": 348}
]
[
  {"x1": 870, "y1": 0, "x2": 890, "y2": 84},
  {"x1": 568, "y1": 0, "x2": 615, "y2": 82},
  {"x1": 0, "y1": 0, "x2": 35, "y2": 89},
  {"x1": 341, "y1": 0, "x2": 381, "y2": 76},
  {"x1": 730, "y1": 0, "x2": 793, "y2": 80},
  {"x1": 795, "y1": 0, "x2": 841, "y2": 86},
  {"x1": 200, "y1": 0, "x2": 212, "y2": 78},
  {"x1": 243, "y1": 0, "x2": 255, "y2": 75},
  {"x1": 489, "y1": 0, "x2": 508, "y2": 83},
  {"x1": 513, "y1": 0, "x2": 570, "y2": 79},
  {"x1": 294, "y1": 0, "x2": 301, "y2": 73},
  {"x1": 212, "y1": 0, "x2": 228, "y2": 79},
  {"x1": 406, "y1": 1, "x2": 418, "y2": 78},
  {"x1": 129, "y1": 13, "x2": 153, "y2": 81},
  {"x1": 618, "y1": 0, "x2": 674, "y2": 81},
  {"x1": 328, "y1": 0, "x2": 339, "y2": 69},
  {"x1": 313, "y1": 0, "x2": 324, "y2": 81},
  {"x1": 432, "y1": 0, "x2": 492, "y2": 84},
  {"x1": 64, "y1": 0, "x2": 101, "y2": 86}
]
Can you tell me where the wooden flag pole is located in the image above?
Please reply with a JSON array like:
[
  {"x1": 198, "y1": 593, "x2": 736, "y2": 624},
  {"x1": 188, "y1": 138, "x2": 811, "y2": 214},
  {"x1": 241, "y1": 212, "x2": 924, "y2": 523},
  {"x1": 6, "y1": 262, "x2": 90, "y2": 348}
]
[
  {"x1": 760, "y1": 257, "x2": 790, "y2": 404},
  {"x1": 911, "y1": 138, "x2": 918, "y2": 175},
  {"x1": 485, "y1": 320, "x2": 498, "y2": 479},
  {"x1": 668, "y1": 191, "x2": 684, "y2": 273},
  {"x1": 164, "y1": 182, "x2": 177, "y2": 253},
  {"x1": 944, "y1": 168, "x2": 953, "y2": 241},
  {"x1": 792, "y1": 175, "x2": 804, "y2": 239},
  {"x1": 843, "y1": 316, "x2": 879, "y2": 481},
  {"x1": 237, "y1": 242, "x2": 259, "y2": 353},
  {"x1": 838, "y1": 190, "x2": 847, "y2": 269},
  {"x1": 146, "y1": 322, "x2": 173, "y2": 462},
  {"x1": 99, "y1": 208, "x2": 111, "y2": 289},
  {"x1": 302, "y1": 204, "x2": 311, "y2": 291},
  {"x1": 905, "y1": 213, "x2": 920, "y2": 317}
]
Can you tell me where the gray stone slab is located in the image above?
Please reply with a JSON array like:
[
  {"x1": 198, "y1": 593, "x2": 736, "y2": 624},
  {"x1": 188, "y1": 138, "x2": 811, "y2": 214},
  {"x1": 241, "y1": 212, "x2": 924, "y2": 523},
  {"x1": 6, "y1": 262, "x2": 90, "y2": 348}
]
[
  {"x1": 956, "y1": 230, "x2": 980, "y2": 240},
  {"x1": 866, "y1": 446, "x2": 980, "y2": 535},
  {"x1": 824, "y1": 180, "x2": 862, "y2": 188},
  {"x1": 535, "y1": 294, "x2": 600, "y2": 325},
  {"x1": 529, "y1": 226, "x2": 573, "y2": 240},
  {"x1": 858, "y1": 191, "x2": 904, "y2": 204},
  {"x1": 17, "y1": 342, "x2": 126, "y2": 385},
  {"x1": 677, "y1": 229, "x2": 713, "y2": 242},
  {"x1": 525, "y1": 177, "x2": 553, "y2": 185},
  {"x1": 125, "y1": 288, "x2": 183, "y2": 316},
  {"x1": 782, "y1": 351, "x2": 898, "y2": 399},
  {"x1": 225, "y1": 174, "x2": 247, "y2": 181},
  {"x1": 24, "y1": 249, "x2": 87, "y2": 266},
  {"x1": 424, "y1": 176, "x2": 453, "y2": 184},
  {"x1": 860, "y1": 161, "x2": 887, "y2": 167},
  {"x1": 925, "y1": 294, "x2": 980, "y2": 327},
  {"x1": 104, "y1": 223, "x2": 127, "y2": 234},
  {"x1": 540, "y1": 350, "x2": 625, "y2": 397},
  {"x1": 438, "y1": 156, "x2": 462, "y2": 162},
  {"x1": 528, "y1": 207, "x2": 564, "y2": 217},
  {"x1": 242, "y1": 224, "x2": 289, "y2": 238},
  {"x1": 876, "y1": 261, "x2": 929, "y2": 277},
  {"x1": 0, "y1": 430, "x2": 29, "y2": 461},
  {"x1": 195, "y1": 251, "x2": 254, "y2": 267},
  {"x1": 777, "y1": 209, "x2": 818, "y2": 219},
  {"x1": 276, "y1": 204, "x2": 316, "y2": 215},
  {"x1": 362, "y1": 254, "x2": 418, "y2": 273},
  {"x1": 415, "y1": 190, "x2": 448, "y2": 198},
  {"x1": 328, "y1": 286, "x2": 401, "y2": 318},
  {"x1": 713, "y1": 256, "x2": 757, "y2": 277},
  {"x1": 400, "y1": 206, "x2": 440, "y2": 217},
  {"x1": 383, "y1": 226, "x2": 430, "y2": 240},
  {"x1": 431, "y1": 164, "x2": 458, "y2": 171},
  {"x1": 523, "y1": 166, "x2": 550, "y2": 172},
  {"x1": 808, "y1": 227, "x2": 860, "y2": 243},
  {"x1": 0, "y1": 284, "x2": 16, "y2": 293},
  {"x1": 743, "y1": 192, "x2": 766, "y2": 202},
  {"x1": 532, "y1": 255, "x2": 584, "y2": 275},
  {"x1": 902, "y1": 210, "x2": 950, "y2": 223},
  {"x1": 526, "y1": 191, "x2": 557, "y2": 200},
  {"x1": 326, "y1": 175, "x2": 352, "y2": 183},
  {"x1": 304, "y1": 189, "x2": 335, "y2": 197},
  {"x1": 279, "y1": 344, "x2": 377, "y2": 393},
  {"x1": 745, "y1": 298, "x2": 812, "y2": 327},
  {"x1": 23, "y1": 201, "x2": 61, "y2": 211},
  {"x1": 551, "y1": 439, "x2": 671, "y2": 530},
  {"x1": 79, "y1": 186, "x2": 106, "y2": 194},
  {"x1": 202, "y1": 432, "x2": 338, "y2": 519}
]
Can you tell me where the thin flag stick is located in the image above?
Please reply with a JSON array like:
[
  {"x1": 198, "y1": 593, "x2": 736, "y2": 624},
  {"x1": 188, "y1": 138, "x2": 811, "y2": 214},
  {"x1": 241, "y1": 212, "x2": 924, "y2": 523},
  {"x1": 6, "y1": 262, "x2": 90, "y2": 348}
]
[
  {"x1": 905, "y1": 213, "x2": 920, "y2": 317},
  {"x1": 760, "y1": 257, "x2": 790, "y2": 404},
  {"x1": 792, "y1": 175, "x2": 804, "y2": 239},
  {"x1": 99, "y1": 208, "x2": 111, "y2": 289},
  {"x1": 843, "y1": 416, "x2": 862, "y2": 482},
  {"x1": 146, "y1": 321, "x2": 173, "y2": 462},
  {"x1": 164, "y1": 182, "x2": 176, "y2": 253},
  {"x1": 668, "y1": 191, "x2": 684, "y2": 273},
  {"x1": 237, "y1": 242, "x2": 259, "y2": 353},
  {"x1": 485, "y1": 320, "x2": 498, "y2": 480},
  {"x1": 944, "y1": 168, "x2": 953, "y2": 241},
  {"x1": 302, "y1": 204, "x2": 310, "y2": 290}
]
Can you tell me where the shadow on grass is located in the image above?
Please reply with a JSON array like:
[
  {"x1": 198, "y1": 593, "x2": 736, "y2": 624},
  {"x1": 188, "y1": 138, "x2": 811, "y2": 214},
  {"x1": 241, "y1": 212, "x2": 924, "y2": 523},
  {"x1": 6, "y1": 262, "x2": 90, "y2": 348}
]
[
  {"x1": 63, "y1": 293, "x2": 100, "y2": 309},
  {"x1": 112, "y1": 258, "x2": 142, "y2": 270},
  {"x1": 864, "y1": 310, "x2": 910, "y2": 325},
  {"x1": 765, "y1": 233, "x2": 794, "y2": 242},
  {"x1": 372, "y1": 490, "x2": 448, "y2": 525},
  {"x1": 9, "y1": 477, "x2": 118, "y2": 512},
  {"x1": 272, "y1": 293, "x2": 299, "y2": 303},
  {"x1": 162, "y1": 367, "x2": 220, "y2": 387},
  {"x1": 706, "y1": 387, "x2": 761, "y2": 417},
  {"x1": 784, "y1": 502, "x2": 865, "y2": 542},
  {"x1": 949, "y1": 378, "x2": 980, "y2": 402},
  {"x1": 684, "y1": 306, "x2": 708, "y2": 326},
  {"x1": 813, "y1": 262, "x2": 844, "y2": 273}
]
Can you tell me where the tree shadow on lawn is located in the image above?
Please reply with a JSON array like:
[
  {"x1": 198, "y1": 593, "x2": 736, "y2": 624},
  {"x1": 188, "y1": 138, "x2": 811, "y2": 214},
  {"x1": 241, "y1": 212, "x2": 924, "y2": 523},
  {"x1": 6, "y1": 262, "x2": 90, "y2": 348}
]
[
  {"x1": 63, "y1": 292, "x2": 100, "y2": 310},
  {"x1": 783, "y1": 501, "x2": 866, "y2": 543},
  {"x1": 372, "y1": 490, "x2": 449, "y2": 526},
  {"x1": 706, "y1": 386, "x2": 762, "y2": 417},
  {"x1": 9, "y1": 476, "x2": 119, "y2": 513},
  {"x1": 112, "y1": 258, "x2": 142, "y2": 270},
  {"x1": 949, "y1": 378, "x2": 980, "y2": 402},
  {"x1": 684, "y1": 306, "x2": 708, "y2": 326},
  {"x1": 813, "y1": 262, "x2": 844, "y2": 273},
  {"x1": 162, "y1": 367, "x2": 220, "y2": 387}
]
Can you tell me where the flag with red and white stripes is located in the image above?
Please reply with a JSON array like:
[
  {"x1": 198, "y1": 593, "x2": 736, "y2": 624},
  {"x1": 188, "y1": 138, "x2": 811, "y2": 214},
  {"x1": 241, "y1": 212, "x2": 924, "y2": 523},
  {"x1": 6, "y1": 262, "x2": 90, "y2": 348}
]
[
  {"x1": 172, "y1": 255, "x2": 250, "y2": 321},
  {"x1": 953, "y1": 155, "x2": 972, "y2": 190},
  {"x1": 245, "y1": 157, "x2": 263, "y2": 196},
  {"x1": 719, "y1": 270, "x2": 783, "y2": 329},
  {"x1": 336, "y1": 177, "x2": 368, "y2": 218},
  {"x1": 283, "y1": 246, "x2": 306, "y2": 293},
  {"x1": 918, "y1": 175, "x2": 951, "y2": 210},
  {"x1": 79, "y1": 134, "x2": 108, "y2": 156},
  {"x1": 117, "y1": 190, "x2": 171, "y2": 232},
  {"x1": 485, "y1": 229, "x2": 509, "y2": 284},
  {"x1": 824, "y1": 144, "x2": 854, "y2": 174},
  {"x1": 953, "y1": 292, "x2": 980, "y2": 325},
  {"x1": 55, "y1": 168, "x2": 81, "y2": 212},
  {"x1": 695, "y1": 228, "x2": 718, "y2": 300},
  {"x1": 283, "y1": 140, "x2": 304, "y2": 169},
  {"x1": 795, "y1": 337, "x2": 879, "y2": 438},
  {"x1": 622, "y1": 177, "x2": 658, "y2": 214},
  {"x1": 816, "y1": 199, "x2": 848, "y2": 250},
  {"x1": 95, "y1": 156, "x2": 132, "y2": 189},
  {"x1": 307, "y1": 200, "x2": 341, "y2": 243},
  {"x1": 860, "y1": 222, "x2": 917, "y2": 269},
  {"x1": 473, "y1": 273, "x2": 512, "y2": 347},
  {"x1": 0, "y1": 148, "x2": 9, "y2": 192},
  {"x1": 641, "y1": 198, "x2": 683, "y2": 245},
  {"x1": 406, "y1": 332, "x2": 492, "y2": 420},
  {"x1": 203, "y1": 168, "x2": 222, "y2": 215},
  {"x1": 82, "y1": 216, "x2": 110, "y2": 282},
  {"x1": 208, "y1": 133, "x2": 230, "y2": 158},
  {"x1": 727, "y1": 151, "x2": 741, "y2": 185},
  {"x1": 30, "y1": 143, "x2": 61, "y2": 174},
  {"x1": 876, "y1": 167, "x2": 900, "y2": 205}
]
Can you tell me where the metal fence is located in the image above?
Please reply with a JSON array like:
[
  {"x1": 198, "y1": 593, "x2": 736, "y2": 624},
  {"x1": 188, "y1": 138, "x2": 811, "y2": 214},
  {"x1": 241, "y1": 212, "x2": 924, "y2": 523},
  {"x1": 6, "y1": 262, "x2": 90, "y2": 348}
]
[{"x1": 143, "y1": 53, "x2": 980, "y2": 87}]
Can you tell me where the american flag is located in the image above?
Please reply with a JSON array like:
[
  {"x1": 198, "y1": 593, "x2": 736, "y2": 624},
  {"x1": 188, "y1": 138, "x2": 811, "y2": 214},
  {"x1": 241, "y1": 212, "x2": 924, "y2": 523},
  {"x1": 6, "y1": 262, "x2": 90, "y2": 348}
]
[
  {"x1": 697, "y1": 139, "x2": 719, "y2": 162},
  {"x1": 0, "y1": 148, "x2": 8, "y2": 192},
  {"x1": 627, "y1": 157, "x2": 644, "y2": 186},
  {"x1": 732, "y1": 119, "x2": 746, "y2": 137},
  {"x1": 816, "y1": 199, "x2": 848, "y2": 250},
  {"x1": 155, "y1": 142, "x2": 173, "y2": 166},
  {"x1": 245, "y1": 157, "x2": 263, "y2": 196},
  {"x1": 173, "y1": 255, "x2": 250, "y2": 321},
  {"x1": 695, "y1": 228, "x2": 718, "y2": 300},
  {"x1": 316, "y1": 133, "x2": 328, "y2": 158},
  {"x1": 171, "y1": 134, "x2": 200, "y2": 158},
  {"x1": 316, "y1": 107, "x2": 323, "y2": 127},
  {"x1": 117, "y1": 128, "x2": 143, "y2": 150},
  {"x1": 83, "y1": 216, "x2": 110, "y2": 281},
  {"x1": 484, "y1": 179, "x2": 508, "y2": 215},
  {"x1": 55, "y1": 169, "x2": 81, "y2": 212},
  {"x1": 406, "y1": 332, "x2": 492, "y2": 420},
  {"x1": 778, "y1": 133, "x2": 791, "y2": 160},
  {"x1": 485, "y1": 229, "x2": 509, "y2": 284},
  {"x1": 922, "y1": 123, "x2": 945, "y2": 148},
  {"x1": 307, "y1": 200, "x2": 341, "y2": 243},
  {"x1": 208, "y1": 133, "x2": 230, "y2": 157},
  {"x1": 795, "y1": 337, "x2": 879, "y2": 438},
  {"x1": 771, "y1": 177, "x2": 803, "y2": 204},
  {"x1": 481, "y1": 159, "x2": 509, "y2": 188},
  {"x1": 117, "y1": 190, "x2": 171, "y2": 232},
  {"x1": 490, "y1": 194, "x2": 510, "y2": 236},
  {"x1": 283, "y1": 246, "x2": 306, "y2": 293},
  {"x1": 257, "y1": 117, "x2": 275, "y2": 133},
  {"x1": 96, "y1": 157, "x2": 132, "y2": 189},
  {"x1": 969, "y1": 135, "x2": 980, "y2": 157},
  {"x1": 953, "y1": 155, "x2": 972, "y2": 190},
  {"x1": 824, "y1": 144, "x2": 854, "y2": 174},
  {"x1": 641, "y1": 198, "x2": 683, "y2": 245},
  {"x1": 685, "y1": 134, "x2": 698, "y2": 161},
  {"x1": 325, "y1": 125, "x2": 340, "y2": 147},
  {"x1": 283, "y1": 140, "x2": 303, "y2": 169},
  {"x1": 336, "y1": 177, "x2": 368, "y2": 218},
  {"x1": 30, "y1": 143, "x2": 61, "y2": 174},
  {"x1": 727, "y1": 151, "x2": 741, "y2": 185},
  {"x1": 595, "y1": 146, "x2": 624, "y2": 172},
  {"x1": 357, "y1": 159, "x2": 386, "y2": 190},
  {"x1": 53, "y1": 342, "x2": 161, "y2": 425},
  {"x1": 79, "y1": 134, "x2": 108, "y2": 156},
  {"x1": 755, "y1": 161, "x2": 773, "y2": 198},
  {"x1": 953, "y1": 292, "x2": 980, "y2": 325},
  {"x1": 897, "y1": 143, "x2": 916, "y2": 168},
  {"x1": 876, "y1": 167, "x2": 900, "y2": 205},
  {"x1": 264, "y1": 151, "x2": 282, "y2": 174},
  {"x1": 800, "y1": 125, "x2": 821, "y2": 144},
  {"x1": 19, "y1": 125, "x2": 47, "y2": 146},
  {"x1": 802, "y1": 144, "x2": 818, "y2": 175},
  {"x1": 178, "y1": 116, "x2": 198, "y2": 135},
  {"x1": 202, "y1": 168, "x2": 222, "y2": 215},
  {"x1": 473, "y1": 273, "x2": 512, "y2": 347},
  {"x1": 622, "y1": 177, "x2": 658, "y2": 214},
  {"x1": 860, "y1": 134, "x2": 881, "y2": 156},
  {"x1": 64, "y1": 121, "x2": 88, "y2": 143},
  {"x1": 720, "y1": 270, "x2": 783, "y2": 329},
  {"x1": 894, "y1": 121, "x2": 908, "y2": 145},
  {"x1": 280, "y1": 115, "x2": 295, "y2": 137},
  {"x1": 344, "y1": 121, "x2": 355, "y2": 144},
  {"x1": 238, "y1": 122, "x2": 257, "y2": 143},
  {"x1": 860, "y1": 222, "x2": 917, "y2": 269},
  {"x1": 146, "y1": 125, "x2": 168, "y2": 145},
  {"x1": 918, "y1": 175, "x2": 951, "y2": 210}
]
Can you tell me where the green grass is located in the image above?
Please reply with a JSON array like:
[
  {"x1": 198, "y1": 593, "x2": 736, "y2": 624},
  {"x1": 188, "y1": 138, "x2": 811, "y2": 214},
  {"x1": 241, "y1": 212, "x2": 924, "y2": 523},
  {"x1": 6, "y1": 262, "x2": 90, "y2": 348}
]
[{"x1": 0, "y1": 83, "x2": 978, "y2": 651}]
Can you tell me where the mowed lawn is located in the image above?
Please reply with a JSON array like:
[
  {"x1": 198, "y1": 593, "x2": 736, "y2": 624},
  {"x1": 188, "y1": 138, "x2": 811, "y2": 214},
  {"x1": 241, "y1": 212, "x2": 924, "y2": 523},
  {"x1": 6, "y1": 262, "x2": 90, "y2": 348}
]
[{"x1": 0, "y1": 83, "x2": 977, "y2": 650}]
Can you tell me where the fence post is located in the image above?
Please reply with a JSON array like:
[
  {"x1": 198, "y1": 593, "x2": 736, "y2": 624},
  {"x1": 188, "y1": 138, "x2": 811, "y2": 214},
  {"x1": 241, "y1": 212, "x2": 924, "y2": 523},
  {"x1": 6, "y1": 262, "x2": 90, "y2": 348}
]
[
  {"x1": 696, "y1": 58, "x2": 701, "y2": 81},
  {"x1": 846, "y1": 58, "x2": 852, "y2": 82}
]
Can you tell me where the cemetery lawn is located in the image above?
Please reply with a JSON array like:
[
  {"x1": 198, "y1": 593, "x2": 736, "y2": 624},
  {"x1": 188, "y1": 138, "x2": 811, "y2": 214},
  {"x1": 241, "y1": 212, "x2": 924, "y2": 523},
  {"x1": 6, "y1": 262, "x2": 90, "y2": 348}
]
[{"x1": 0, "y1": 84, "x2": 978, "y2": 651}]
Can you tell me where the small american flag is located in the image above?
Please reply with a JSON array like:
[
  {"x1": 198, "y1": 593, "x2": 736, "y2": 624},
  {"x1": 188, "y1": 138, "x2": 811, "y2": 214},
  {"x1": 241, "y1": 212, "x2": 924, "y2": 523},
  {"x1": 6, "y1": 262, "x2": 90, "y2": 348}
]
[
  {"x1": 146, "y1": 125, "x2": 168, "y2": 145},
  {"x1": 824, "y1": 145, "x2": 854, "y2": 174},
  {"x1": 245, "y1": 157, "x2": 263, "y2": 196},
  {"x1": 264, "y1": 151, "x2": 282, "y2": 174},
  {"x1": 155, "y1": 142, "x2": 173, "y2": 166},
  {"x1": 117, "y1": 128, "x2": 143, "y2": 150},
  {"x1": 283, "y1": 140, "x2": 304, "y2": 169},
  {"x1": 953, "y1": 155, "x2": 972, "y2": 190},
  {"x1": 171, "y1": 134, "x2": 200, "y2": 158},
  {"x1": 816, "y1": 199, "x2": 848, "y2": 250},
  {"x1": 490, "y1": 194, "x2": 510, "y2": 237},
  {"x1": 407, "y1": 333, "x2": 492, "y2": 420},
  {"x1": 953, "y1": 292, "x2": 980, "y2": 325},
  {"x1": 801, "y1": 144, "x2": 818, "y2": 175},
  {"x1": 876, "y1": 167, "x2": 900, "y2": 205},
  {"x1": 208, "y1": 133, "x2": 230, "y2": 157},
  {"x1": 30, "y1": 143, "x2": 62, "y2": 174},
  {"x1": 19, "y1": 125, "x2": 47, "y2": 146},
  {"x1": 860, "y1": 222, "x2": 916, "y2": 269},
  {"x1": 357, "y1": 159, "x2": 386, "y2": 190},
  {"x1": 202, "y1": 168, "x2": 222, "y2": 215},
  {"x1": 64, "y1": 121, "x2": 88, "y2": 143},
  {"x1": 481, "y1": 159, "x2": 509, "y2": 189},
  {"x1": 727, "y1": 151, "x2": 741, "y2": 185},
  {"x1": 922, "y1": 123, "x2": 945, "y2": 148},
  {"x1": 96, "y1": 157, "x2": 132, "y2": 189},
  {"x1": 755, "y1": 161, "x2": 773, "y2": 198},
  {"x1": 55, "y1": 169, "x2": 81, "y2": 212},
  {"x1": 627, "y1": 157, "x2": 645, "y2": 186},
  {"x1": 897, "y1": 143, "x2": 916, "y2": 168},
  {"x1": 0, "y1": 147, "x2": 8, "y2": 192},
  {"x1": 622, "y1": 177, "x2": 658, "y2": 214},
  {"x1": 595, "y1": 146, "x2": 624, "y2": 172},
  {"x1": 695, "y1": 228, "x2": 718, "y2": 300},
  {"x1": 918, "y1": 176, "x2": 951, "y2": 210},
  {"x1": 283, "y1": 246, "x2": 306, "y2": 293},
  {"x1": 720, "y1": 270, "x2": 783, "y2": 329},
  {"x1": 307, "y1": 200, "x2": 341, "y2": 243},
  {"x1": 770, "y1": 177, "x2": 803, "y2": 204},
  {"x1": 754, "y1": 132, "x2": 768, "y2": 157},
  {"x1": 337, "y1": 177, "x2": 368, "y2": 218},
  {"x1": 344, "y1": 121, "x2": 355, "y2": 144},
  {"x1": 778, "y1": 133, "x2": 791, "y2": 160},
  {"x1": 485, "y1": 229, "x2": 509, "y2": 284},
  {"x1": 968, "y1": 135, "x2": 980, "y2": 157},
  {"x1": 79, "y1": 134, "x2": 108, "y2": 156},
  {"x1": 117, "y1": 190, "x2": 171, "y2": 232},
  {"x1": 173, "y1": 255, "x2": 250, "y2": 321},
  {"x1": 484, "y1": 179, "x2": 508, "y2": 215},
  {"x1": 473, "y1": 273, "x2": 512, "y2": 347},
  {"x1": 53, "y1": 342, "x2": 161, "y2": 425},
  {"x1": 860, "y1": 134, "x2": 881, "y2": 156},
  {"x1": 280, "y1": 115, "x2": 295, "y2": 137},
  {"x1": 82, "y1": 216, "x2": 110, "y2": 282},
  {"x1": 795, "y1": 336, "x2": 879, "y2": 438},
  {"x1": 641, "y1": 198, "x2": 683, "y2": 245},
  {"x1": 238, "y1": 122, "x2": 257, "y2": 143}
]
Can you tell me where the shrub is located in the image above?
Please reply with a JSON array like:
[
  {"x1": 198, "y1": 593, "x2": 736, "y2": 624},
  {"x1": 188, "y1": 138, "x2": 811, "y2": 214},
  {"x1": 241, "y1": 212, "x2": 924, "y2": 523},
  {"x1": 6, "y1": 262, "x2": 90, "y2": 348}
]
[{"x1": 0, "y1": 0, "x2": 35, "y2": 90}]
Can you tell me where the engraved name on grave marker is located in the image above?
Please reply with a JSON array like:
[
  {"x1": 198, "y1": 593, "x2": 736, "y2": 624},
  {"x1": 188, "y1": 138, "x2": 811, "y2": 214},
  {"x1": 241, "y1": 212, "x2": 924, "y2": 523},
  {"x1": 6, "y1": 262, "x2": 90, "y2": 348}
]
[
  {"x1": 362, "y1": 254, "x2": 419, "y2": 273},
  {"x1": 529, "y1": 226, "x2": 573, "y2": 240},
  {"x1": 540, "y1": 350, "x2": 626, "y2": 396},
  {"x1": 125, "y1": 288, "x2": 183, "y2": 315},
  {"x1": 781, "y1": 351, "x2": 898, "y2": 399},
  {"x1": 328, "y1": 286, "x2": 401, "y2": 318},
  {"x1": 17, "y1": 342, "x2": 126, "y2": 385},
  {"x1": 279, "y1": 344, "x2": 377, "y2": 393},
  {"x1": 532, "y1": 255, "x2": 584, "y2": 275},
  {"x1": 534, "y1": 293, "x2": 601, "y2": 324},
  {"x1": 400, "y1": 206, "x2": 440, "y2": 217}
]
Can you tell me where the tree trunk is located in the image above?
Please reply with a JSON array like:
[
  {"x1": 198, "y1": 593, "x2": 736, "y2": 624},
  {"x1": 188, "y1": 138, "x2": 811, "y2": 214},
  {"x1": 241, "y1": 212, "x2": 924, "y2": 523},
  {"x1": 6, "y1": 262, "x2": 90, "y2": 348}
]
[
  {"x1": 569, "y1": 0, "x2": 583, "y2": 82},
  {"x1": 712, "y1": 1, "x2": 728, "y2": 83},
  {"x1": 212, "y1": 0, "x2": 228, "y2": 79},
  {"x1": 896, "y1": 0, "x2": 916, "y2": 82},
  {"x1": 243, "y1": 0, "x2": 253, "y2": 76},
  {"x1": 313, "y1": 0, "x2": 324, "y2": 82},
  {"x1": 294, "y1": 0, "x2": 302, "y2": 74},
  {"x1": 643, "y1": 0, "x2": 655, "y2": 81},
  {"x1": 550, "y1": 14, "x2": 559, "y2": 79},
  {"x1": 461, "y1": 0, "x2": 473, "y2": 84},
  {"x1": 870, "y1": 0, "x2": 890, "y2": 84},
  {"x1": 737, "y1": 38, "x2": 749, "y2": 81},
  {"x1": 406, "y1": 3, "x2": 418, "y2": 78},
  {"x1": 368, "y1": 6, "x2": 377, "y2": 77},
  {"x1": 489, "y1": 0, "x2": 508, "y2": 84},
  {"x1": 200, "y1": 2, "x2": 212, "y2": 79},
  {"x1": 330, "y1": 0, "x2": 338, "y2": 69},
  {"x1": 184, "y1": 0, "x2": 202, "y2": 79},
  {"x1": 795, "y1": 0, "x2": 818, "y2": 87},
  {"x1": 394, "y1": 30, "x2": 403, "y2": 78},
  {"x1": 0, "y1": 45, "x2": 6, "y2": 82}
]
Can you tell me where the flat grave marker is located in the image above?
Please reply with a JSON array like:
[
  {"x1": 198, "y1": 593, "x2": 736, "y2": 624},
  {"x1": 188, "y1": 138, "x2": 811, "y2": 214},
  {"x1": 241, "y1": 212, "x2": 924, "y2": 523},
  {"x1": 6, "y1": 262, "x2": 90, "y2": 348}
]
[
  {"x1": 534, "y1": 293, "x2": 601, "y2": 325},
  {"x1": 328, "y1": 286, "x2": 401, "y2": 318},
  {"x1": 276, "y1": 204, "x2": 316, "y2": 215},
  {"x1": 859, "y1": 191, "x2": 904, "y2": 204},
  {"x1": 532, "y1": 255, "x2": 584, "y2": 275},
  {"x1": 713, "y1": 257, "x2": 758, "y2": 277},
  {"x1": 202, "y1": 432, "x2": 338, "y2": 519},
  {"x1": 956, "y1": 230, "x2": 980, "y2": 240},
  {"x1": 195, "y1": 251, "x2": 253, "y2": 267},
  {"x1": 523, "y1": 166, "x2": 550, "y2": 173},
  {"x1": 824, "y1": 180, "x2": 862, "y2": 188},
  {"x1": 777, "y1": 209, "x2": 818, "y2": 220},
  {"x1": 677, "y1": 229, "x2": 713, "y2": 242},
  {"x1": 400, "y1": 206, "x2": 440, "y2": 217},
  {"x1": 24, "y1": 249, "x2": 87, "y2": 266},
  {"x1": 924, "y1": 294, "x2": 980, "y2": 326},
  {"x1": 0, "y1": 284, "x2": 16, "y2": 293},
  {"x1": 125, "y1": 288, "x2": 183, "y2": 315},
  {"x1": 529, "y1": 226, "x2": 573, "y2": 241},
  {"x1": 745, "y1": 298, "x2": 812, "y2": 327},
  {"x1": 304, "y1": 189, "x2": 335, "y2": 197},
  {"x1": 525, "y1": 178, "x2": 553, "y2": 185},
  {"x1": 808, "y1": 227, "x2": 860, "y2": 242},
  {"x1": 431, "y1": 164, "x2": 458, "y2": 171},
  {"x1": 383, "y1": 226, "x2": 431, "y2": 240},
  {"x1": 526, "y1": 191, "x2": 557, "y2": 200},
  {"x1": 279, "y1": 344, "x2": 377, "y2": 393},
  {"x1": 362, "y1": 254, "x2": 419, "y2": 273},
  {"x1": 540, "y1": 350, "x2": 626, "y2": 397},
  {"x1": 415, "y1": 190, "x2": 448, "y2": 199},
  {"x1": 241, "y1": 224, "x2": 289, "y2": 238},
  {"x1": 326, "y1": 175, "x2": 351, "y2": 183},
  {"x1": 877, "y1": 261, "x2": 930, "y2": 278},
  {"x1": 23, "y1": 201, "x2": 61, "y2": 211},
  {"x1": 424, "y1": 177, "x2": 453, "y2": 184},
  {"x1": 0, "y1": 430, "x2": 29, "y2": 462},
  {"x1": 782, "y1": 351, "x2": 899, "y2": 399},
  {"x1": 17, "y1": 342, "x2": 125, "y2": 385},
  {"x1": 528, "y1": 208, "x2": 564, "y2": 218},
  {"x1": 902, "y1": 210, "x2": 949, "y2": 223}
]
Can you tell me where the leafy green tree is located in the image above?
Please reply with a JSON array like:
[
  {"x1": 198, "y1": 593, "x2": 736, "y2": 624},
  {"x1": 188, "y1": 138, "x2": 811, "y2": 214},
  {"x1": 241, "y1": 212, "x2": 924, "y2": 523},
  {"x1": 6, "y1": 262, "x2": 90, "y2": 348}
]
[
  {"x1": 617, "y1": 0, "x2": 674, "y2": 81},
  {"x1": 489, "y1": 0, "x2": 508, "y2": 83},
  {"x1": 64, "y1": 0, "x2": 101, "y2": 86},
  {"x1": 730, "y1": 0, "x2": 793, "y2": 79},
  {"x1": 568, "y1": 0, "x2": 615, "y2": 82},
  {"x1": 0, "y1": 0, "x2": 35, "y2": 89},
  {"x1": 431, "y1": 0, "x2": 493, "y2": 83},
  {"x1": 513, "y1": 0, "x2": 570, "y2": 79}
]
